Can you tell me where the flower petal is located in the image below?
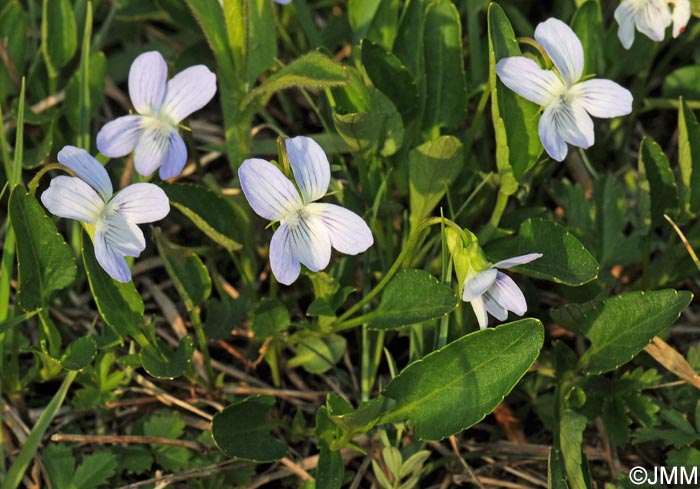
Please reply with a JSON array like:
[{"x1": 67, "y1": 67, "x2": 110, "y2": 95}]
[
  {"x1": 470, "y1": 296, "x2": 489, "y2": 330},
  {"x1": 160, "y1": 65, "x2": 217, "y2": 123},
  {"x1": 107, "y1": 183, "x2": 170, "y2": 223},
  {"x1": 571, "y1": 79, "x2": 633, "y2": 118},
  {"x1": 489, "y1": 272, "x2": 528, "y2": 316},
  {"x1": 94, "y1": 225, "x2": 132, "y2": 283},
  {"x1": 158, "y1": 132, "x2": 188, "y2": 179},
  {"x1": 238, "y1": 158, "x2": 302, "y2": 221},
  {"x1": 462, "y1": 268, "x2": 498, "y2": 302},
  {"x1": 637, "y1": 1, "x2": 672, "y2": 42},
  {"x1": 614, "y1": 1, "x2": 638, "y2": 49},
  {"x1": 41, "y1": 176, "x2": 104, "y2": 223},
  {"x1": 129, "y1": 51, "x2": 168, "y2": 115},
  {"x1": 57, "y1": 146, "x2": 113, "y2": 201},
  {"x1": 493, "y1": 253, "x2": 543, "y2": 269},
  {"x1": 96, "y1": 115, "x2": 143, "y2": 158},
  {"x1": 554, "y1": 100, "x2": 594, "y2": 149},
  {"x1": 483, "y1": 294, "x2": 509, "y2": 321},
  {"x1": 538, "y1": 105, "x2": 569, "y2": 162},
  {"x1": 534, "y1": 18, "x2": 584, "y2": 86},
  {"x1": 305, "y1": 203, "x2": 373, "y2": 255},
  {"x1": 288, "y1": 212, "x2": 331, "y2": 272},
  {"x1": 98, "y1": 212, "x2": 146, "y2": 258},
  {"x1": 133, "y1": 123, "x2": 172, "y2": 177},
  {"x1": 671, "y1": 0, "x2": 690, "y2": 37},
  {"x1": 496, "y1": 57, "x2": 564, "y2": 106},
  {"x1": 269, "y1": 223, "x2": 301, "y2": 285},
  {"x1": 285, "y1": 136, "x2": 331, "y2": 203}
]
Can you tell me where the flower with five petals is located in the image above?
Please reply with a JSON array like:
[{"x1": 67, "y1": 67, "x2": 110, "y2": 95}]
[
  {"x1": 614, "y1": 0, "x2": 690, "y2": 49},
  {"x1": 238, "y1": 136, "x2": 373, "y2": 285},
  {"x1": 496, "y1": 18, "x2": 633, "y2": 162},
  {"x1": 462, "y1": 253, "x2": 543, "y2": 329},
  {"x1": 96, "y1": 51, "x2": 217, "y2": 179},
  {"x1": 41, "y1": 146, "x2": 170, "y2": 282}
]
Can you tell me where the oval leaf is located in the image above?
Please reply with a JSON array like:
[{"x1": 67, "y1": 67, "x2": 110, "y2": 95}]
[
  {"x1": 486, "y1": 218, "x2": 599, "y2": 286},
  {"x1": 370, "y1": 269, "x2": 458, "y2": 330},
  {"x1": 212, "y1": 395, "x2": 287, "y2": 462},
  {"x1": 379, "y1": 318, "x2": 544, "y2": 440},
  {"x1": 140, "y1": 336, "x2": 194, "y2": 380},
  {"x1": 60, "y1": 337, "x2": 97, "y2": 371},
  {"x1": 156, "y1": 230, "x2": 212, "y2": 309},
  {"x1": 41, "y1": 0, "x2": 77, "y2": 74},
  {"x1": 552, "y1": 289, "x2": 693, "y2": 375}
]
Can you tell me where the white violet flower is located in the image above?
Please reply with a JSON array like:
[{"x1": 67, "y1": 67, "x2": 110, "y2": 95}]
[
  {"x1": 96, "y1": 51, "x2": 217, "y2": 179},
  {"x1": 614, "y1": 0, "x2": 691, "y2": 49},
  {"x1": 238, "y1": 136, "x2": 374, "y2": 285},
  {"x1": 496, "y1": 18, "x2": 633, "y2": 162},
  {"x1": 462, "y1": 253, "x2": 542, "y2": 329},
  {"x1": 41, "y1": 146, "x2": 170, "y2": 283}
]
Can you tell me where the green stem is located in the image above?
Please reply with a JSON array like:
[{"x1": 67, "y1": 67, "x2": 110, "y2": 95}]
[
  {"x1": 1, "y1": 371, "x2": 78, "y2": 489},
  {"x1": 463, "y1": 84, "x2": 490, "y2": 158},
  {"x1": 478, "y1": 188, "x2": 509, "y2": 243},
  {"x1": 190, "y1": 308, "x2": 216, "y2": 391},
  {"x1": 334, "y1": 217, "x2": 468, "y2": 329}
]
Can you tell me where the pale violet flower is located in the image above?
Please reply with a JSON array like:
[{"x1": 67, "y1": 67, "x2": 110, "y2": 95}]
[
  {"x1": 96, "y1": 51, "x2": 217, "y2": 179},
  {"x1": 496, "y1": 18, "x2": 633, "y2": 162},
  {"x1": 462, "y1": 253, "x2": 542, "y2": 329},
  {"x1": 41, "y1": 146, "x2": 170, "y2": 283},
  {"x1": 614, "y1": 0, "x2": 690, "y2": 49},
  {"x1": 239, "y1": 136, "x2": 373, "y2": 285}
]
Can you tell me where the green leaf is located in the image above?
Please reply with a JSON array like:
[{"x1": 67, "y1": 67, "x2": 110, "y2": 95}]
[
  {"x1": 65, "y1": 51, "x2": 107, "y2": 133},
  {"x1": 408, "y1": 135, "x2": 463, "y2": 230},
  {"x1": 380, "y1": 319, "x2": 544, "y2": 440},
  {"x1": 41, "y1": 0, "x2": 77, "y2": 75},
  {"x1": 422, "y1": 0, "x2": 467, "y2": 132},
  {"x1": 156, "y1": 230, "x2": 212, "y2": 309},
  {"x1": 73, "y1": 451, "x2": 118, "y2": 489},
  {"x1": 393, "y1": 0, "x2": 427, "y2": 78},
  {"x1": 361, "y1": 38, "x2": 418, "y2": 120},
  {"x1": 43, "y1": 445, "x2": 75, "y2": 489},
  {"x1": 242, "y1": 52, "x2": 349, "y2": 110},
  {"x1": 548, "y1": 449, "x2": 569, "y2": 489},
  {"x1": 143, "y1": 413, "x2": 190, "y2": 472},
  {"x1": 212, "y1": 395, "x2": 287, "y2": 462},
  {"x1": 287, "y1": 335, "x2": 347, "y2": 374},
  {"x1": 83, "y1": 234, "x2": 145, "y2": 340},
  {"x1": 60, "y1": 337, "x2": 98, "y2": 371},
  {"x1": 486, "y1": 218, "x2": 599, "y2": 286},
  {"x1": 251, "y1": 299, "x2": 290, "y2": 339},
  {"x1": 370, "y1": 270, "x2": 457, "y2": 330},
  {"x1": 488, "y1": 3, "x2": 542, "y2": 179},
  {"x1": 204, "y1": 296, "x2": 250, "y2": 340},
  {"x1": 551, "y1": 289, "x2": 693, "y2": 374},
  {"x1": 559, "y1": 409, "x2": 588, "y2": 489},
  {"x1": 638, "y1": 136, "x2": 678, "y2": 226},
  {"x1": 316, "y1": 443, "x2": 345, "y2": 489},
  {"x1": 349, "y1": 0, "x2": 399, "y2": 48},
  {"x1": 9, "y1": 186, "x2": 77, "y2": 311},
  {"x1": 663, "y1": 66, "x2": 700, "y2": 101},
  {"x1": 159, "y1": 182, "x2": 244, "y2": 251},
  {"x1": 0, "y1": 2, "x2": 28, "y2": 100},
  {"x1": 333, "y1": 86, "x2": 404, "y2": 156},
  {"x1": 571, "y1": 1, "x2": 603, "y2": 76},
  {"x1": 140, "y1": 337, "x2": 194, "y2": 379},
  {"x1": 0, "y1": 309, "x2": 41, "y2": 336},
  {"x1": 678, "y1": 98, "x2": 700, "y2": 217}
]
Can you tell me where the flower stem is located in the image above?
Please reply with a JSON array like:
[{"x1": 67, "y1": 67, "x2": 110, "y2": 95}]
[
  {"x1": 190, "y1": 308, "x2": 216, "y2": 391},
  {"x1": 333, "y1": 217, "x2": 468, "y2": 330},
  {"x1": 478, "y1": 188, "x2": 509, "y2": 244}
]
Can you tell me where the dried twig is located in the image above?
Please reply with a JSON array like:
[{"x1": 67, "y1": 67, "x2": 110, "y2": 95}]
[{"x1": 50, "y1": 433, "x2": 208, "y2": 452}]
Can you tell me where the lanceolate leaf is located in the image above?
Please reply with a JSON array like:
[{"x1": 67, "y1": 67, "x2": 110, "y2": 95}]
[
  {"x1": 379, "y1": 319, "x2": 544, "y2": 440},
  {"x1": 638, "y1": 136, "x2": 678, "y2": 227},
  {"x1": 488, "y1": 3, "x2": 542, "y2": 180},
  {"x1": 241, "y1": 52, "x2": 349, "y2": 110},
  {"x1": 212, "y1": 395, "x2": 287, "y2": 462},
  {"x1": 159, "y1": 182, "x2": 244, "y2": 251},
  {"x1": 370, "y1": 270, "x2": 458, "y2": 330},
  {"x1": 552, "y1": 289, "x2": 693, "y2": 375},
  {"x1": 9, "y1": 186, "x2": 77, "y2": 311},
  {"x1": 422, "y1": 0, "x2": 467, "y2": 132},
  {"x1": 156, "y1": 230, "x2": 212, "y2": 310},
  {"x1": 41, "y1": 0, "x2": 77, "y2": 75},
  {"x1": 82, "y1": 234, "x2": 145, "y2": 341},
  {"x1": 677, "y1": 98, "x2": 700, "y2": 217}
]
